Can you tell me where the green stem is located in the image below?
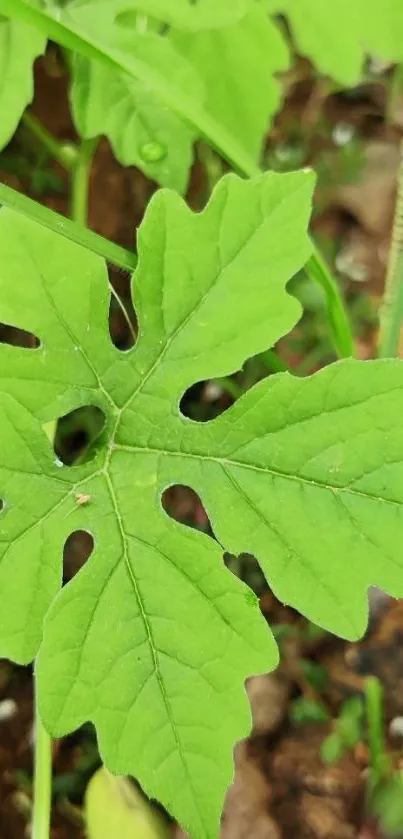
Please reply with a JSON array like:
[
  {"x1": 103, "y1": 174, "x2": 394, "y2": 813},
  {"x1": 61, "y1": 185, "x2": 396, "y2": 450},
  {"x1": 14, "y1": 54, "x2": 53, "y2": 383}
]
[
  {"x1": 0, "y1": 181, "x2": 137, "y2": 273},
  {"x1": 71, "y1": 138, "x2": 98, "y2": 226},
  {"x1": 306, "y1": 250, "x2": 354, "y2": 359},
  {"x1": 260, "y1": 349, "x2": 291, "y2": 374},
  {"x1": 365, "y1": 677, "x2": 390, "y2": 789},
  {"x1": 378, "y1": 139, "x2": 403, "y2": 358},
  {"x1": 213, "y1": 376, "x2": 243, "y2": 400},
  {"x1": 32, "y1": 695, "x2": 52, "y2": 839},
  {"x1": 386, "y1": 64, "x2": 403, "y2": 125},
  {"x1": 22, "y1": 111, "x2": 78, "y2": 171},
  {"x1": 69, "y1": 139, "x2": 137, "y2": 342}
]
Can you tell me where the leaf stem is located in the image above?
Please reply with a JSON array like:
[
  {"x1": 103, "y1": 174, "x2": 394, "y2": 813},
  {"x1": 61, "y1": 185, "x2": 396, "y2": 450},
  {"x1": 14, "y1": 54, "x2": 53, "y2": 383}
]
[
  {"x1": 306, "y1": 249, "x2": 354, "y2": 358},
  {"x1": 365, "y1": 677, "x2": 390, "y2": 789},
  {"x1": 32, "y1": 695, "x2": 52, "y2": 839},
  {"x1": 378, "y1": 139, "x2": 403, "y2": 358},
  {"x1": 260, "y1": 349, "x2": 291, "y2": 374},
  {"x1": 71, "y1": 138, "x2": 98, "y2": 226},
  {"x1": 21, "y1": 111, "x2": 79, "y2": 171}
]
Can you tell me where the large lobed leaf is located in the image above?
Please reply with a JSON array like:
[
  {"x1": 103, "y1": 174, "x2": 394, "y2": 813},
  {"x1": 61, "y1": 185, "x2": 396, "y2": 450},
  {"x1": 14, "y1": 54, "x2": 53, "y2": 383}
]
[{"x1": 2, "y1": 171, "x2": 403, "y2": 836}]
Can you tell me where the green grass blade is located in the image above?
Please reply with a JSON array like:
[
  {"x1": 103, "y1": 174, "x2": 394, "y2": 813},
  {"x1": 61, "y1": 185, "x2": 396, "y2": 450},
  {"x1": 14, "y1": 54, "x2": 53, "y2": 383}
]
[
  {"x1": 306, "y1": 249, "x2": 354, "y2": 358},
  {"x1": 0, "y1": 182, "x2": 137, "y2": 272},
  {"x1": 378, "y1": 139, "x2": 403, "y2": 358}
]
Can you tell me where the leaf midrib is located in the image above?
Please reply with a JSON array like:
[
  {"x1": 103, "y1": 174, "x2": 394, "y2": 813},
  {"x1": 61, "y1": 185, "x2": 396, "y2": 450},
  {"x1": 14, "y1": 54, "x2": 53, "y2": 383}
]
[
  {"x1": 104, "y1": 470, "x2": 208, "y2": 838},
  {"x1": 113, "y1": 443, "x2": 403, "y2": 508}
]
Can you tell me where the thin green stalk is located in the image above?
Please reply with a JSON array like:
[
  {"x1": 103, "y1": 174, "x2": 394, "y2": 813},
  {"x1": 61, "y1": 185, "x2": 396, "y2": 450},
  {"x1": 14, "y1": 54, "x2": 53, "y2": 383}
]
[
  {"x1": 386, "y1": 64, "x2": 403, "y2": 125},
  {"x1": 365, "y1": 677, "x2": 390, "y2": 789},
  {"x1": 306, "y1": 250, "x2": 354, "y2": 358},
  {"x1": 22, "y1": 111, "x2": 79, "y2": 171},
  {"x1": 0, "y1": 181, "x2": 137, "y2": 273},
  {"x1": 70, "y1": 140, "x2": 137, "y2": 343},
  {"x1": 378, "y1": 139, "x2": 403, "y2": 358},
  {"x1": 213, "y1": 377, "x2": 243, "y2": 400},
  {"x1": 32, "y1": 698, "x2": 52, "y2": 839},
  {"x1": 260, "y1": 349, "x2": 291, "y2": 374},
  {"x1": 71, "y1": 138, "x2": 99, "y2": 227}
]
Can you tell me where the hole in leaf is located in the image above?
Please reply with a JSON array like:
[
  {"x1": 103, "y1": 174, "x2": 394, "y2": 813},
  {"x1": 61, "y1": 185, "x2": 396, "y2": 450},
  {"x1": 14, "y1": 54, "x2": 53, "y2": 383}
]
[
  {"x1": 161, "y1": 485, "x2": 211, "y2": 533},
  {"x1": 53, "y1": 406, "x2": 106, "y2": 466},
  {"x1": 63, "y1": 531, "x2": 94, "y2": 582},
  {"x1": 0, "y1": 323, "x2": 40, "y2": 348},
  {"x1": 107, "y1": 263, "x2": 137, "y2": 351},
  {"x1": 224, "y1": 552, "x2": 266, "y2": 595},
  {"x1": 180, "y1": 379, "x2": 238, "y2": 422}
]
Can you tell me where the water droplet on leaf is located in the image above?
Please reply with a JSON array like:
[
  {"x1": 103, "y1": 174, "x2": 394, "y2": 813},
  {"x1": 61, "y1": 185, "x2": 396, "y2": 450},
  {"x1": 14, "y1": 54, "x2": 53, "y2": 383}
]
[{"x1": 139, "y1": 142, "x2": 166, "y2": 163}]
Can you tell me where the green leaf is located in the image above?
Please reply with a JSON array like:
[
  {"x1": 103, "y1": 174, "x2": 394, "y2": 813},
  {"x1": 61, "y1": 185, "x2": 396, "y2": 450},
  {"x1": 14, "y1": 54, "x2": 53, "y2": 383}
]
[
  {"x1": 171, "y1": 5, "x2": 289, "y2": 163},
  {"x1": 338, "y1": 697, "x2": 363, "y2": 747},
  {"x1": 265, "y1": 0, "x2": 403, "y2": 86},
  {"x1": 3, "y1": 168, "x2": 403, "y2": 836},
  {"x1": 180, "y1": 359, "x2": 403, "y2": 640},
  {"x1": 70, "y1": 36, "x2": 198, "y2": 191},
  {"x1": 0, "y1": 171, "x2": 313, "y2": 838},
  {"x1": 371, "y1": 773, "x2": 403, "y2": 837},
  {"x1": 0, "y1": 15, "x2": 45, "y2": 149},
  {"x1": 70, "y1": 3, "x2": 288, "y2": 186},
  {"x1": 290, "y1": 696, "x2": 329, "y2": 725},
  {"x1": 85, "y1": 769, "x2": 169, "y2": 839},
  {"x1": 0, "y1": 0, "x2": 261, "y2": 177},
  {"x1": 66, "y1": 0, "x2": 252, "y2": 31},
  {"x1": 299, "y1": 659, "x2": 328, "y2": 691},
  {"x1": 0, "y1": 181, "x2": 138, "y2": 273},
  {"x1": 321, "y1": 732, "x2": 344, "y2": 764}
]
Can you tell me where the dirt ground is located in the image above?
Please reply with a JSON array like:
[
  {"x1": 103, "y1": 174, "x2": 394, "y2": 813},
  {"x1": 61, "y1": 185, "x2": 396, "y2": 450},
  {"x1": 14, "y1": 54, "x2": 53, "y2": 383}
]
[{"x1": 1, "y1": 46, "x2": 403, "y2": 839}]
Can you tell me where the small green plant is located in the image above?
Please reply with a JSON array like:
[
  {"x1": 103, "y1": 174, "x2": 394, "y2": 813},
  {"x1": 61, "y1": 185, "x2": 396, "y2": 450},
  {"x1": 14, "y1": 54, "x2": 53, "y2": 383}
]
[
  {"x1": 321, "y1": 696, "x2": 364, "y2": 763},
  {"x1": 322, "y1": 678, "x2": 403, "y2": 836},
  {"x1": 1, "y1": 4, "x2": 403, "y2": 839}
]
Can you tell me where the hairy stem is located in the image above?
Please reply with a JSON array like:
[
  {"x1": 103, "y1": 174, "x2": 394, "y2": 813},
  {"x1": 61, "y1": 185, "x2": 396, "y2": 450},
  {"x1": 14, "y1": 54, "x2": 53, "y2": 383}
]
[
  {"x1": 32, "y1": 688, "x2": 52, "y2": 839},
  {"x1": 32, "y1": 700, "x2": 52, "y2": 839},
  {"x1": 378, "y1": 139, "x2": 403, "y2": 357},
  {"x1": 365, "y1": 677, "x2": 390, "y2": 788}
]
